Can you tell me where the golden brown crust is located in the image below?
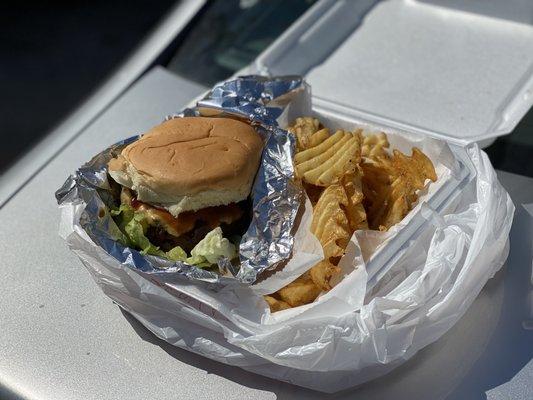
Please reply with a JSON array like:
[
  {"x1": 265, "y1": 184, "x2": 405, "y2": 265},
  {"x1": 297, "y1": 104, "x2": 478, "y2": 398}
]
[
  {"x1": 107, "y1": 117, "x2": 263, "y2": 212},
  {"x1": 125, "y1": 117, "x2": 262, "y2": 193},
  {"x1": 264, "y1": 295, "x2": 291, "y2": 312}
]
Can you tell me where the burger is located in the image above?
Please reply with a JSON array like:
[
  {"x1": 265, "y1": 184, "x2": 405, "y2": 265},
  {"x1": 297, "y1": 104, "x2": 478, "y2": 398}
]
[{"x1": 107, "y1": 117, "x2": 263, "y2": 267}]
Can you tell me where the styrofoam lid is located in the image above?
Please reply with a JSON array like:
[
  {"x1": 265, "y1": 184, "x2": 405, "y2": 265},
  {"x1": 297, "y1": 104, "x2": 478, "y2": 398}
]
[{"x1": 254, "y1": 0, "x2": 533, "y2": 144}]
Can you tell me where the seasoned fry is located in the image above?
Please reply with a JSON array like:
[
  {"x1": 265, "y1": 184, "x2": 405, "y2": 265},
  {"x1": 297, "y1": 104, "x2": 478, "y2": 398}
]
[
  {"x1": 264, "y1": 295, "x2": 291, "y2": 312},
  {"x1": 295, "y1": 131, "x2": 346, "y2": 164},
  {"x1": 361, "y1": 161, "x2": 394, "y2": 227},
  {"x1": 342, "y1": 172, "x2": 368, "y2": 231},
  {"x1": 276, "y1": 273, "x2": 322, "y2": 307},
  {"x1": 310, "y1": 185, "x2": 350, "y2": 289},
  {"x1": 362, "y1": 132, "x2": 389, "y2": 160},
  {"x1": 393, "y1": 148, "x2": 437, "y2": 188},
  {"x1": 309, "y1": 174, "x2": 367, "y2": 290},
  {"x1": 362, "y1": 147, "x2": 437, "y2": 230},
  {"x1": 295, "y1": 130, "x2": 361, "y2": 186},
  {"x1": 308, "y1": 129, "x2": 330, "y2": 148},
  {"x1": 288, "y1": 117, "x2": 322, "y2": 151},
  {"x1": 269, "y1": 118, "x2": 437, "y2": 311}
]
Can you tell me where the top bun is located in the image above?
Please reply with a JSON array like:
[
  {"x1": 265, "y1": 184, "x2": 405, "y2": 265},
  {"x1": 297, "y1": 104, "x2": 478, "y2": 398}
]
[{"x1": 108, "y1": 117, "x2": 263, "y2": 216}]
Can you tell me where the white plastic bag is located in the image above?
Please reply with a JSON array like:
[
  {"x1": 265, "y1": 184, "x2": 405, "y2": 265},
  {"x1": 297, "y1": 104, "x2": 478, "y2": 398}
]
[{"x1": 59, "y1": 139, "x2": 514, "y2": 392}]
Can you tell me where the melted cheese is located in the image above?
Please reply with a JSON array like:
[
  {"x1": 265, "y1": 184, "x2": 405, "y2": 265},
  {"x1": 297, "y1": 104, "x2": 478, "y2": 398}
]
[{"x1": 121, "y1": 188, "x2": 243, "y2": 237}]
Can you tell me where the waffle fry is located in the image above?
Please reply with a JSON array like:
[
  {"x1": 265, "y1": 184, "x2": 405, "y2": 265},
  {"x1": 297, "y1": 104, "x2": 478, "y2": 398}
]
[
  {"x1": 295, "y1": 130, "x2": 362, "y2": 186},
  {"x1": 288, "y1": 117, "x2": 322, "y2": 151},
  {"x1": 309, "y1": 185, "x2": 350, "y2": 289},
  {"x1": 267, "y1": 118, "x2": 436, "y2": 312},
  {"x1": 363, "y1": 147, "x2": 437, "y2": 230},
  {"x1": 362, "y1": 132, "x2": 389, "y2": 160},
  {"x1": 309, "y1": 173, "x2": 367, "y2": 290},
  {"x1": 308, "y1": 128, "x2": 330, "y2": 149},
  {"x1": 342, "y1": 172, "x2": 368, "y2": 231}
]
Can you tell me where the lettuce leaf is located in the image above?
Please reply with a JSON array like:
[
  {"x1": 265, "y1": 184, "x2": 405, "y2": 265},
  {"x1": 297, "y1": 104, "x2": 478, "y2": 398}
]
[
  {"x1": 124, "y1": 212, "x2": 165, "y2": 257},
  {"x1": 186, "y1": 227, "x2": 237, "y2": 267},
  {"x1": 166, "y1": 246, "x2": 187, "y2": 262},
  {"x1": 110, "y1": 204, "x2": 135, "y2": 241},
  {"x1": 110, "y1": 204, "x2": 135, "y2": 247},
  {"x1": 110, "y1": 204, "x2": 185, "y2": 260},
  {"x1": 110, "y1": 204, "x2": 236, "y2": 267}
]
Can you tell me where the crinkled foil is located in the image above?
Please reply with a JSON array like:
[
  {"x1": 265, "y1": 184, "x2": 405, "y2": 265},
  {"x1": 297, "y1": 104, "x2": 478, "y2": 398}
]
[{"x1": 56, "y1": 75, "x2": 307, "y2": 286}]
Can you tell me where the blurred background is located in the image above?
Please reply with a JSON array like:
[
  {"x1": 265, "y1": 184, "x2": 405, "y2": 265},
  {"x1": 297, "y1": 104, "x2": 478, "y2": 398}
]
[
  {"x1": 0, "y1": 0, "x2": 317, "y2": 173},
  {"x1": 1, "y1": 0, "x2": 532, "y2": 176},
  {"x1": 0, "y1": 0, "x2": 175, "y2": 172}
]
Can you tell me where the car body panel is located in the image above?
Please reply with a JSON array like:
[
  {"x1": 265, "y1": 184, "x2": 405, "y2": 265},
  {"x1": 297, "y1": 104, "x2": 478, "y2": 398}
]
[{"x1": 1, "y1": 67, "x2": 532, "y2": 400}]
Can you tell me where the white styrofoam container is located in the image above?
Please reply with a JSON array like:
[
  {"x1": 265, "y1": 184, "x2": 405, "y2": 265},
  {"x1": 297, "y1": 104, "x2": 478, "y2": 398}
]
[
  {"x1": 251, "y1": 0, "x2": 533, "y2": 147},
  {"x1": 295, "y1": 109, "x2": 473, "y2": 293},
  {"x1": 243, "y1": 0, "x2": 532, "y2": 291}
]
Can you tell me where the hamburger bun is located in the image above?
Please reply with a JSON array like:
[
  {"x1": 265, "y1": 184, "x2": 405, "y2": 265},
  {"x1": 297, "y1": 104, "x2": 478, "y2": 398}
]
[{"x1": 108, "y1": 117, "x2": 263, "y2": 216}]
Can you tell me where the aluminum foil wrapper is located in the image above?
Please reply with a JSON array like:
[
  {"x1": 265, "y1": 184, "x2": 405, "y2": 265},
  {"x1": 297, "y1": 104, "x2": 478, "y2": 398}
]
[
  {"x1": 55, "y1": 73, "x2": 516, "y2": 392},
  {"x1": 56, "y1": 75, "x2": 308, "y2": 286}
]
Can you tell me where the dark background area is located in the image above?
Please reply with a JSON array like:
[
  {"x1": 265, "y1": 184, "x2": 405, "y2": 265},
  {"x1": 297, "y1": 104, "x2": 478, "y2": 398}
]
[{"x1": 0, "y1": 0, "x2": 176, "y2": 172}]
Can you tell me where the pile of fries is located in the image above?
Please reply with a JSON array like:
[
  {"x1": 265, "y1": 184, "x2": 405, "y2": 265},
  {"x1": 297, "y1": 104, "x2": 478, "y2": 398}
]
[{"x1": 265, "y1": 117, "x2": 437, "y2": 312}]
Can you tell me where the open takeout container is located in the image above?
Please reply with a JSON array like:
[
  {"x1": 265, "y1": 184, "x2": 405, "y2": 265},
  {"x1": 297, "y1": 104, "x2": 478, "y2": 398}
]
[
  {"x1": 249, "y1": 0, "x2": 533, "y2": 147},
  {"x1": 243, "y1": 0, "x2": 533, "y2": 293}
]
